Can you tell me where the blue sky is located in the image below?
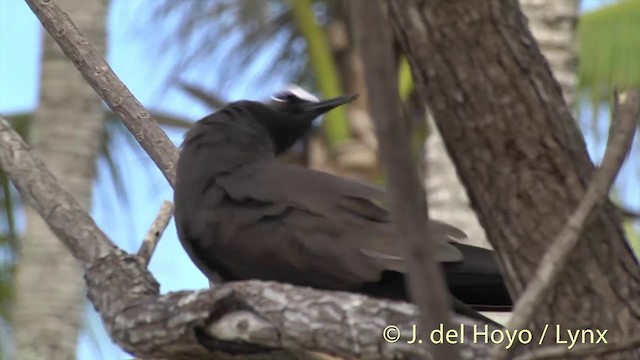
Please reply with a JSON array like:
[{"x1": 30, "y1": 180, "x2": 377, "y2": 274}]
[{"x1": 0, "y1": 0, "x2": 637, "y2": 359}]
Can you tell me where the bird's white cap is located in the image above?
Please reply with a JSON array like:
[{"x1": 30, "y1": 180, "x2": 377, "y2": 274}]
[{"x1": 271, "y1": 84, "x2": 320, "y2": 103}]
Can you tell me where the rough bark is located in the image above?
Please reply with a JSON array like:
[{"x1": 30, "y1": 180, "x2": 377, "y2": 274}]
[
  {"x1": 426, "y1": 0, "x2": 581, "y2": 326},
  {"x1": 13, "y1": 0, "x2": 106, "y2": 358},
  {"x1": 384, "y1": 0, "x2": 640, "y2": 358},
  {"x1": 425, "y1": 0, "x2": 580, "y2": 251},
  {"x1": 0, "y1": 115, "x2": 496, "y2": 360},
  {"x1": 494, "y1": 89, "x2": 639, "y2": 360}
]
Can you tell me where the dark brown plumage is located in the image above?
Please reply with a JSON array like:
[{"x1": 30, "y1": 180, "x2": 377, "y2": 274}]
[{"x1": 174, "y1": 87, "x2": 512, "y2": 327}]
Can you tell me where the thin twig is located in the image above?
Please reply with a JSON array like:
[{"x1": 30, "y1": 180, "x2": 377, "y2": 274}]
[
  {"x1": 513, "y1": 335, "x2": 640, "y2": 360},
  {"x1": 349, "y1": 1, "x2": 459, "y2": 360},
  {"x1": 137, "y1": 200, "x2": 174, "y2": 266},
  {"x1": 24, "y1": 0, "x2": 179, "y2": 186},
  {"x1": 493, "y1": 89, "x2": 639, "y2": 360}
]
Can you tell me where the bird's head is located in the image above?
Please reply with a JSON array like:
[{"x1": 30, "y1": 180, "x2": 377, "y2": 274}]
[{"x1": 258, "y1": 85, "x2": 357, "y2": 154}]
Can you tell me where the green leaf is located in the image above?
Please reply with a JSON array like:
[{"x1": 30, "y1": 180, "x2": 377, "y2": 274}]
[{"x1": 288, "y1": 0, "x2": 351, "y2": 149}]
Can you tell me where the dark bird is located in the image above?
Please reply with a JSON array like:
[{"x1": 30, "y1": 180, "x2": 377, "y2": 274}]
[{"x1": 174, "y1": 85, "x2": 512, "y2": 325}]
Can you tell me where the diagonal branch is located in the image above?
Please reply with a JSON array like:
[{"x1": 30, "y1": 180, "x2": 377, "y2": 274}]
[
  {"x1": 137, "y1": 200, "x2": 174, "y2": 266},
  {"x1": 349, "y1": 1, "x2": 459, "y2": 360},
  {"x1": 24, "y1": 0, "x2": 179, "y2": 187},
  {"x1": 494, "y1": 89, "x2": 640, "y2": 360}
]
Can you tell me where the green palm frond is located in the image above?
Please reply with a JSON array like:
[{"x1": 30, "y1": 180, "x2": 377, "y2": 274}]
[
  {"x1": 0, "y1": 248, "x2": 14, "y2": 320},
  {"x1": 625, "y1": 222, "x2": 640, "y2": 256},
  {"x1": 579, "y1": 0, "x2": 640, "y2": 104},
  {"x1": 101, "y1": 115, "x2": 131, "y2": 206},
  {"x1": 148, "y1": 0, "x2": 305, "y2": 89},
  {"x1": 0, "y1": 228, "x2": 16, "y2": 329},
  {"x1": 99, "y1": 110, "x2": 194, "y2": 225},
  {"x1": 145, "y1": 0, "x2": 352, "y2": 149},
  {"x1": 577, "y1": 0, "x2": 640, "y2": 210},
  {"x1": 0, "y1": 115, "x2": 30, "y2": 247},
  {"x1": 177, "y1": 81, "x2": 228, "y2": 109},
  {"x1": 288, "y1": 0, "x2": 350, "y2": 146},
  {"x1": 0, "y1": 173, "x2": 17, "y2": 249},
  {"x1": 398, "y1": 57, "x2": 413, "y2": 102},
  {"x1": 0, "y1": 116, "x2": 27, "y2": 341}
]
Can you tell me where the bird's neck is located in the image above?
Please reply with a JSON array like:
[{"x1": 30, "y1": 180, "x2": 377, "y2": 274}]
[{"x1": 180, "y1": 116, "x2": 275, "y2": 178}]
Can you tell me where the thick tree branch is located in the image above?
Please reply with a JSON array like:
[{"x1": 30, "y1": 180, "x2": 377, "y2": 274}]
[
  {"x1": 137, "y1": 200, "x2": 174, "y2": 266},
  {"x1": 349, "y1": 1, "x2": 459, "y2": 359},
  {"x1": 24, "y1": 0, "x2": 179, "y2": 186},
  {"x1": 0, "y1": 115, "x2": 497, "y2": 359},
  {"x1": 89, "y1": 255, "x2": 493, "y2": 360},
  {"x1": 495, "y1": 89, "x2": 639, "y2": 360}
]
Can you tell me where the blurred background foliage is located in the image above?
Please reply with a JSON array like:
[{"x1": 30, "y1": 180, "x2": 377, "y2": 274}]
[{"x1": 579, "y1": 0, "x2": 640, "y2": 104}]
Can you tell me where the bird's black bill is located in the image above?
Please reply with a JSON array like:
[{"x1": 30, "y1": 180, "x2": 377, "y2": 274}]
[{"x1": 302, "y1": 94, "x2": 358, "y2": 116}]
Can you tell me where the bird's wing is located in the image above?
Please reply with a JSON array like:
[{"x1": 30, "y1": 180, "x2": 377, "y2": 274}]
[{"x1": 217, "y1": 160, "x2": 465, "y2": 271}]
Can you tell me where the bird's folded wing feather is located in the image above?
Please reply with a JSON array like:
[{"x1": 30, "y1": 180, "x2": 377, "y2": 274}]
[{"x1": 217, "y1": 160, "x2": 465, "y2": 269}]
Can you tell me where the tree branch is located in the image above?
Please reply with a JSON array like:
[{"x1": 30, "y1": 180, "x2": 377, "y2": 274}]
[
  {"x1": 137, "y1": 200, "x2": 174, "y2": 266},
  {"x1": 0, "y1": 116, "x2": 497, "y2": 359},
  {"x1": 88, "y1": 254, "x2": 493, "y2": 360},
  {"x1": 349, "y1": 1, "x2": 459, "y2": 359},
  {"x1": 24, "y1": 0, "x2": 179, "y2": 186},
  {"x1": 493, "y1": 89, "x2": 639, "y2": 360}
]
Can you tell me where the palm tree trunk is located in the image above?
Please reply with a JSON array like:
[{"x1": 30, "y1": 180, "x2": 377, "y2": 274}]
[
  {"x1": 13, "y1": 0, "x2": 107, "y2": 358},
  {"x1": 520, "y1": 0, "x2": 579, "y2": 110},
  {"x1": 425, "y1": 117, "x2": 490, "y2": 247}
]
